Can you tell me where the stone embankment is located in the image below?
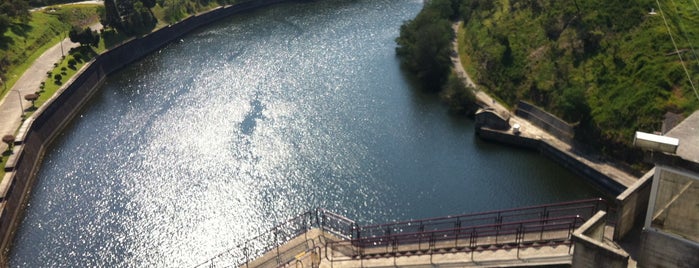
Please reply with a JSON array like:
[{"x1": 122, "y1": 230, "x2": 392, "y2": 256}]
[
  {"x1": 450, "y1": 22, "x2": 637, "y2": 196},
  {"x1": 0, "y1": 0, "x2": 294, "y2": 263}
]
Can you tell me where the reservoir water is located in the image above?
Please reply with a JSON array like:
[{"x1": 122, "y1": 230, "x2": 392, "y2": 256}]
[{"x1": 10, "y1": 0, "x2": 602, "y2": 266}]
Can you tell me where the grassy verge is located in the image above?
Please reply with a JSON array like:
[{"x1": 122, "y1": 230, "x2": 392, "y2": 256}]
[
  {"x1": 0, "y1": 4, "x2": 101, "y2": 177},
  {"x1": 0, "y1": 4, "x2": 101, "y2": 99}
]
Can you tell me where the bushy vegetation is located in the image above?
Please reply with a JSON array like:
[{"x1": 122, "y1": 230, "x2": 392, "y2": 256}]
[
  {"x1": 0, "y1": 4, "x2": 100, "y2": 89},
  {"x1": 396, "y1": 0, "x2": 457, "y2": 91},
  {"x1": 396, "y1": 0, "x2": 477, "y2": 114},
  {"x1": 101, "y1": 0, "x2": 158, "y2": 35},
  {"x1": 459, "y1": 0, "x2": 699, "y2": 163},
  {"x1": 69, "y1": 26, "x2": 100, "y2": 47}
]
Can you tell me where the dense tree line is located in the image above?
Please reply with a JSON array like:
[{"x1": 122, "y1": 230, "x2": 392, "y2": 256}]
[
  {"x1": 69, "y1": 26, "x2": 100, "y2": 47},
  {"x1": 27, "y1": 0, "x2": 79, "y2": 7},
  {"x1": 395, "y1": 0, "x2": 477, "y2": 114},
  {"x1": 396, "y1": 0, "x2": 456, "y2": 91},
  {"x1": 0, "y1": 0, "x2": 30, "y2": 35},
  {"x1": 460, "y1": 0, "x2": 699, "y2": 167},
  {"x1": 101, "y1": 0, "x2": 157, "y2": 35}
]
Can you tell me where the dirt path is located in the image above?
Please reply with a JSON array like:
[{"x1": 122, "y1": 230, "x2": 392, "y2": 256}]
[{"x1": 450, "y1": 22, "x2": 510, "y2": 118}]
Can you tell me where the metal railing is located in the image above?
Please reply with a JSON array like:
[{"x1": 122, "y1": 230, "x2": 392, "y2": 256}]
[
  {"x1": 353, "y1": 198, "x2": 606, "y2": 240},
  {"x1": 325, "y1": 215, "x2": 585, "y2": 262},
  {"x1": 194, "y1": 208, "x2": 356, "y2": 268},
  {"x1": 196, "y1": 198, "x2": 608, "y2": 267}
]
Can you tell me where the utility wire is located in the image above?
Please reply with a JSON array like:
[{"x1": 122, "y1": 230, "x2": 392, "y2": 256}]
[
  {"x1": 656, "y1": 0, "x2": 699, "y2": 101},
  {"x1": 668, "y1": 0, "x2": 699, "y2": 67}
]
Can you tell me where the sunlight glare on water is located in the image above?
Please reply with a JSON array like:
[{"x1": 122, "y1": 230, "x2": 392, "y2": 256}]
[{"x1": 10, "y1": 0, "x2": 602, "y2": 267}]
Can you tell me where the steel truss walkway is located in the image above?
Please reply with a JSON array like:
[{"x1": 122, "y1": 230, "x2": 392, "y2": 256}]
[{"x1": 195, "y1": 198, "x2": 609, "y2": 268}]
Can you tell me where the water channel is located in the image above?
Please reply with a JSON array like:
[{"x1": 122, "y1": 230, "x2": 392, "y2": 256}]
[{"x1": 10, "y1": 0, "x2": 603, "y2": 266}]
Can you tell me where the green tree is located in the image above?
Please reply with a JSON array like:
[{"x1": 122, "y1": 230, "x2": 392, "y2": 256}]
[
  {"x1": 69, "y1": 27, "x2": 100, "y2": 47},
  {"x1": 0, "y1": 0, "x2": 30, "y2": 23},
  {"x1": 100, "y1": 0, "x2": 157, "y2": 35},
  {"x1": 396, "y1": 3, "x2": 454, "y2": 91},
  {"x1": 441, "y1": 74, "x2": 477, "y2": 115}
]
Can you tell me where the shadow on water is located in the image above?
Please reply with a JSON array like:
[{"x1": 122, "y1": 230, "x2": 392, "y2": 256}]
[{"x1": 240, "y1": 99, "x2": 265, "y2": 135}]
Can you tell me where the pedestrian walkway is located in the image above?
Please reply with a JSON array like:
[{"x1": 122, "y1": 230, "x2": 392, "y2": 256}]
[
  {"x1": 195, "y1": 199, "x2": 610, "y2": 268},
  {"x1": 450, "y1": 22, "x2": 637, "y2": 189},
  {"x1": 0, "y1": 15, "x2": 102, "y2": 154}
]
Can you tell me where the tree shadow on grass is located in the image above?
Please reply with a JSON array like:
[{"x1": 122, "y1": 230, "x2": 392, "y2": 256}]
[
  {"x1": 102, "y1": 29, "x2": 131, "y2": 49},
  {"x1": 0, "y1": 35, "x2": 14, "y2": 50},
  {"x1": 9, "y1": 23, "x2": 31, "y2": 38},
  {"x1": 70, "y1": 46, "x2": 98, "y2": 59}
]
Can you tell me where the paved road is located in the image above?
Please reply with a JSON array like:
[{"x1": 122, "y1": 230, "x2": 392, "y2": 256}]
[{"x1": 0, "y1": 3, "x2": 102, "y2": 153}]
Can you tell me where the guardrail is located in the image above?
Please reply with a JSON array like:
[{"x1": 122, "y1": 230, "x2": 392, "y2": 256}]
[
  {"x1": 196, "y1": 198, "x2": 608, "y2": 267},
  {"x1": 353, "y1": 198, "x2": 606, "y2": 240},
  {"x1": 325, "y1": 215, "x2": 585, "y2": 262},
  {"x1": 194, "y1": 208, "x2": 355, "y2": 268}
]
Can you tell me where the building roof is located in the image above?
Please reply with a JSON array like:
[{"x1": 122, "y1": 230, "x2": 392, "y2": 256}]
[{"x1": 666, "y1": 110, "x2": 699, "y2": 165}]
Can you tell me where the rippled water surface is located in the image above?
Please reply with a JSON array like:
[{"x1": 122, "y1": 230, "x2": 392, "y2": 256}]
[{"x1": 11, "y1": 0, "x2": 602, "y2": 266}]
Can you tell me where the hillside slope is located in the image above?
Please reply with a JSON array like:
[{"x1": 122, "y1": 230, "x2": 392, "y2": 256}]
[{"x1": 460, "y1": 0, "x2": 699, "y2": 164}]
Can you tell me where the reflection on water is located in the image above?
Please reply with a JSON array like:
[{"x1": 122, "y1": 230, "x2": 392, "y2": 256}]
[{"x1": 10, "y1": 0, "x2": 602, "y2": 267}]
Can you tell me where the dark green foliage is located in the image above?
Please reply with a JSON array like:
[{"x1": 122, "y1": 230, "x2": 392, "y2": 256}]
[
  {"x1": 141, "y1": 0, "x2": 157, "y2": 9},
  {"x1": 396, "y1": 0, "x2": 456, "y2": 91},
  {"x1": 460, "y1": 0, "x2": 699, "y2": 163},
  {"x1": 69, "y1": 26, "x2": 100, "y2": 47},
  {"x1": 441, "y1": 74, "x2": 477, "y2": 115},
  {"x1": 101, "y1": 0, "x2": 157, "y2": 35},
  {"x1": 27, "y1": 0, "x2": 80, "y2": 7},
  {"x1": 0, "y1": 0, "x2": 30, "y2": 23},
  {"x1": 0, "y1": 15, "x2": 9, "y2": 36}
]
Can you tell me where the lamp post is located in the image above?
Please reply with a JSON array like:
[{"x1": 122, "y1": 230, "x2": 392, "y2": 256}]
[
  {"x1": 10, "y1": 89, "x2": 24, "y2": 118},
  {"x1": 60, "y1": 32, "x2": 65, "y2": 58}
]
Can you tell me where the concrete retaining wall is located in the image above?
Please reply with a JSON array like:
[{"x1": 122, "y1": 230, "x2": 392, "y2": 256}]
[
  {"x1": 477, "y1": 127, "x2": 626, "y2": 195},
  {"x1": 515, "y1": 101, "x2": 575, "y2": 144},
  {"x1": 0, "y1": 0, "x2": 296, "y2": 263},
  {"x1": 639, "y1": 229, "x2": 699, "y2": 268},
  {"x1": 571, "y1": 211, "x2": 629, "y2": 268},
  {"x1": 613, "y1": 169, "x2": 653, "y2": 240}
]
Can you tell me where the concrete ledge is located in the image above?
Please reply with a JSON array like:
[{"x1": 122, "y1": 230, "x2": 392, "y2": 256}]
[
  {"x1": 2, "y1": 145, "x2": 23, "y2": 172},
  {"x1": 639, "y1": 228, "x2": 699, "y2": 267},
  {"x1": 571, "y1": 211, "x2": 629, "y2": 268},
  {"x1": 477, "y1": 127, "x2": 627, "y2": 195},
  {"x1": 614, "y1": 169, "x2": 653, "y2": 240},
  {"x1": 0, "y1": 174, "x2": 12, "y2": 201}
]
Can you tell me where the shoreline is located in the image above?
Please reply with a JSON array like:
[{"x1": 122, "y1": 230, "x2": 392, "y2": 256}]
[
  {"x1": 0, "y1": 0, "x2": 297, "y2": 264},
  {"x1": 450, "y1": 22, "x2": 639, "y2": 196}
]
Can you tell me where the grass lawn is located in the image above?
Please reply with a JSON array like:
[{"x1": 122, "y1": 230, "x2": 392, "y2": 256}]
[{"x1": 0, "y1": 4, "x2": 101, "y2": 99}]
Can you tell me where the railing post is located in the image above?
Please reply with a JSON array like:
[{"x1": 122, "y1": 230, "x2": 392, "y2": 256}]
[
  {"x1": 244, "y1": 245, "x2": 249, "y2": 268},
  {"x1": 516, "y1": 223, "x2": 522, "y2": 259},
  {"x1": 275, "y1": 231, "x2": 281, "y2": 265}
]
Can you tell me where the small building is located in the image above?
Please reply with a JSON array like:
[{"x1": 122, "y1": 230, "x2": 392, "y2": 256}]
[
  {"x1": 474, "y1": 107, "x2": 510, "y2": 130},
  {"x1": 637, "y1": 111, "x2": 699, "y2": 267}
]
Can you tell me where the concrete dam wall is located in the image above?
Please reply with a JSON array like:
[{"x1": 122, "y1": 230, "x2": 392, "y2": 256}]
[{"x1": 0, "y1": 0, "x2": 296, "y2": 263}]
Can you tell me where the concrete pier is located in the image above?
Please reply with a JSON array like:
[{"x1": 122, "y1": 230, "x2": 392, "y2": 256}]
[
  {"x1": 197, "y1": 200, "x2": 622, "y2": 268},
  {"x1": 475, "y1": 117, "x2": 637, "y2": 195}
]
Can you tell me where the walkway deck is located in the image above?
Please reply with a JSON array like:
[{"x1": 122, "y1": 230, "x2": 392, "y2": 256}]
[{"x1": 196, "y1": 199, "x2": 611, "y2": 268}]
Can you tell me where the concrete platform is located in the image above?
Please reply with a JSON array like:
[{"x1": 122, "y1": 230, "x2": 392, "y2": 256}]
[{"x1": 243, "y1": 229, "x2": 576, "y2": 268}]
